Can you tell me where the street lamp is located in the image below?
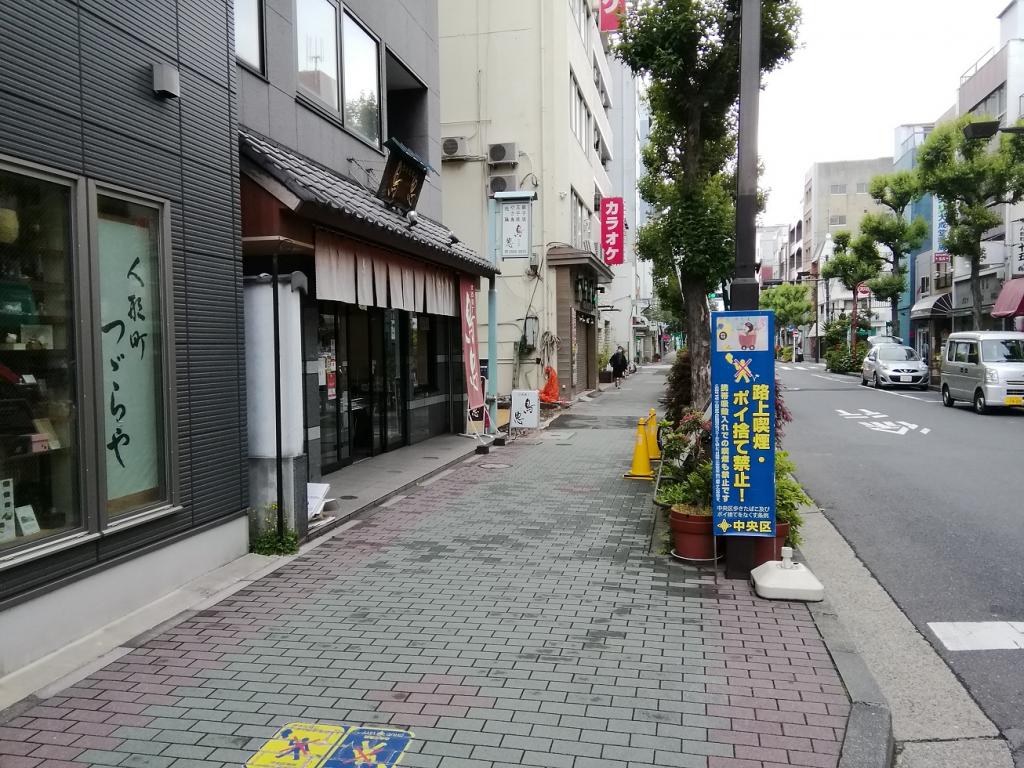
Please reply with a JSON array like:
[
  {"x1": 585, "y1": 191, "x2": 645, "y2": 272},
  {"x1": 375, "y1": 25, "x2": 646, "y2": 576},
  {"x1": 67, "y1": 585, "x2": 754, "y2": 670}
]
[{"x1": 962, "y1": 120, "x2": 1024, "y2": 140}]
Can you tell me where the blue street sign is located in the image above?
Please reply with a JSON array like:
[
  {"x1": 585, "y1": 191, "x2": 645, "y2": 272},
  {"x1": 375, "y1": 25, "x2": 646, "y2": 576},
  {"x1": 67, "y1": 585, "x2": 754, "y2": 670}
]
[{"x1": 710, "y1": 310, "x2": 777, "y2": 538}]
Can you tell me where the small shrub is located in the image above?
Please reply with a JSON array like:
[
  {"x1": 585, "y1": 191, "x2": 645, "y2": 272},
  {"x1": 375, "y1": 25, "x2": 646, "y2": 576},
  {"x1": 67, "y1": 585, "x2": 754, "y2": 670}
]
[
  {"x1": 778, "y1": 345, "x2": 793, "y2": 362},
  {"x1": 250, "y1": 528, "x2": 299, "y2": 555},
  {"x1": 775, "y1": 452, "x2": 811, "y2": 547},
  {"x1": 249, "y1": 504, "x2": 299, "y2": 555}
]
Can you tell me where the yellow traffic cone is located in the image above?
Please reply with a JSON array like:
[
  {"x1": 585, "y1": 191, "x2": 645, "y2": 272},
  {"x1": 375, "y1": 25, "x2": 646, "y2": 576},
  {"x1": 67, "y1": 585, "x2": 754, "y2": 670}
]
[
  {"x1": 646, "y1": 408, "x2": 661, "y2": 462},
  {"x1": 624, "y1": 417, "x2": 655, "y2": 480}
]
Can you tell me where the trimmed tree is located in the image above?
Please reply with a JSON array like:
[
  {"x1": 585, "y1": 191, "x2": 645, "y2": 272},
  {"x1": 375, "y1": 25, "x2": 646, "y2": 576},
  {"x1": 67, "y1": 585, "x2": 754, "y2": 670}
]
[
  {"x1": 617, "y1": 0, "x2": 800, "y2": 406},
  {"x1": 760, "y1": 283, "x2": 814, "y2": 349},
  {"x1": 916, "y1": 115, "x2": 1024, "y2": 330},
  {"x1": 820, "y1": 231, "x2": 883, "y2": 349},
  {"x1": 857, "y1": 171, "x2": 928, "y2": 340}
]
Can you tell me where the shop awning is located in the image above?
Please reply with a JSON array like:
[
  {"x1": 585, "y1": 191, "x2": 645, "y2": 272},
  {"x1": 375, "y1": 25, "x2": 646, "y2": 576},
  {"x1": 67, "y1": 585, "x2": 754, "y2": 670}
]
[
  {"x1": 992, "y1": 278, "x2": 1024, "y2": 318},
  {"x1": 910, "y1": 292, "x2": 952, "y2": 320},
  {"x1": 546, "y1": 245, "x2": 615, "y2": 283},
  {"x1": 239, "y1": 129, "x2": 496, "y2": 277}
]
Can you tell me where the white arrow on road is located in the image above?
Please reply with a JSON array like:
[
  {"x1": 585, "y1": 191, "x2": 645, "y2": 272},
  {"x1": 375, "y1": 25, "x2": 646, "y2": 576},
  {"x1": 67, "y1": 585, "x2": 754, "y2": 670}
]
[
  {"x1": 835, "y1": 410, "x2": 931, "y2": 436},
  {"x1": 836, "y1": 408, "x2": 888, "y2": 419}
]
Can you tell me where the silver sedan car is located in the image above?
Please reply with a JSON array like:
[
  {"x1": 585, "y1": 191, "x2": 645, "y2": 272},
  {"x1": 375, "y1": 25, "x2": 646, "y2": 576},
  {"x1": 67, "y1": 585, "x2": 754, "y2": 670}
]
[{"x1": 861, "y1": 344, "x2": 930, "y2": 390}]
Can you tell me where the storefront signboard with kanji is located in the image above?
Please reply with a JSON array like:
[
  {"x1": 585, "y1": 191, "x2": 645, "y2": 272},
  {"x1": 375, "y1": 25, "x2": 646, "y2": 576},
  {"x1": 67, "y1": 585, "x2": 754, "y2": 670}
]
[{"x1": 710, "y1": 310, "x2": 776, "y2": 538}]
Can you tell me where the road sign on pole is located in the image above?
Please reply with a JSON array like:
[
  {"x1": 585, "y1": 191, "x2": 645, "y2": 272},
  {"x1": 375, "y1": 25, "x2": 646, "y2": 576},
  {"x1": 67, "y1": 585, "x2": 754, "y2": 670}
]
[{"x1": 711, "y1": 310, "x2": 777, "y2": 540}]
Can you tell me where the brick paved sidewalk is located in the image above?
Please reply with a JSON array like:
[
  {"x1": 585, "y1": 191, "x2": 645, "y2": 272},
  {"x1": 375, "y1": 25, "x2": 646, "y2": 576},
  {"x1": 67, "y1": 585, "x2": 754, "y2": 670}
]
[{"x1": 0, "y1": 394, "x2": 849, "y2": 768}]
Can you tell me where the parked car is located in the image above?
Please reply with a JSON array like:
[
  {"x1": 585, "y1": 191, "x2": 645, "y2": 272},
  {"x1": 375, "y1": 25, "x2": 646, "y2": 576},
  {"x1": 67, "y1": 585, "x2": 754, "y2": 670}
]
[
  {"x1": 940, "y1": 331, "x2": 1024, "y2": 414},
  {"x1": 861, "y1": 344, "x2": 929, "y2": 390},
  {"x1": 867, "y1": 335, "x2": 903, "y2": 347}
]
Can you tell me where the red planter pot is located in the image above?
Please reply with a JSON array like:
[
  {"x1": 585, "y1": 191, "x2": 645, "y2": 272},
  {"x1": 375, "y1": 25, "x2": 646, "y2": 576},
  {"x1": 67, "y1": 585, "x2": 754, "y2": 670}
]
[
  {"x1": 751, "y1": 521, "x2": 790, "y2": 568},
  {"x1": 668, "y1": 507, "x2": 716, "y2": 561}
]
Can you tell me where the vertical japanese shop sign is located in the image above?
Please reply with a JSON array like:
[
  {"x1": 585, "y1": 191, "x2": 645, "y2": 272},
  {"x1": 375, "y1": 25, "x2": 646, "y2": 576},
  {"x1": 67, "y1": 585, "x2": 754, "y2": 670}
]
[
  {"x1": 99, "y1": 215, "x2": 162, "y2": 505},
  {"x1": 460, "y1": 278, "x2": 485, "y2": 410},
  {"x1": 710, "y1": 310, "x2": 776, "y2": 538},
  {"x1": 599, "y1": 0, "x2": 625, "y2": 32},
  {"x1": 599, "y1": 196, "x2": 625, "y2": 266}
]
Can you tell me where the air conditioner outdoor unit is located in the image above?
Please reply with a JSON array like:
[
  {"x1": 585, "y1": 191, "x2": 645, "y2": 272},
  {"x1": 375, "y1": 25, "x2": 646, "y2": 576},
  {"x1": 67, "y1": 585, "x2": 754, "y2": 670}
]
[
  {"x1": 489, "y1": 174, "x2": 517, "y2": 194},
  {"x1": 487, "y1": 142, "x2": 519, "y2": 166},
  {"x1": 441, "y1": 136, "x2": 470, "y2": 160}
]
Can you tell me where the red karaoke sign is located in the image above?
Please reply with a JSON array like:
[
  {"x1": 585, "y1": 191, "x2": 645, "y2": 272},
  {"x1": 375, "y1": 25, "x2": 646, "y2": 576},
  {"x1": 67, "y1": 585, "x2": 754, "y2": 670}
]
[
  {"x1": 599, "y1": 0, "x2": 625, "y2": 32},
  {"x1": 600, "y1": 196, "x2": 625, "y2": 266}
]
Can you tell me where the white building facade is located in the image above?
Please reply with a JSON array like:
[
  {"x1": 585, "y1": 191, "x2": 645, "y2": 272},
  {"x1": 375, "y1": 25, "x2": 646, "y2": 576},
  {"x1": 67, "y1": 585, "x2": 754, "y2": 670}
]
[{"x1": 440, "y1": 0, "x2": 633, "y2": 398}]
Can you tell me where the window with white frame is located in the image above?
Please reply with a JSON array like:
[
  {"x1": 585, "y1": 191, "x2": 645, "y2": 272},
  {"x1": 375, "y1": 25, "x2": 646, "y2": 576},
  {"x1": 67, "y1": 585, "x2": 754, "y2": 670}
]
[
  {"x1": 829, "y1": 183, "x2": 847, "y2": 194},
  {"x1": 856, "y1": 182, "x2": 868, "y2": 193},
  {"x1": 829, "y1": 214, "x2": 846, "y2": 226},
  {"x1": 570, "y1": 190, "x2": 591, "y2": 250},
  {"x1": 0, "y1": 159, "x2": 176, "y2": 554},
  {"x1": 570, "y1": 74, "x2": 591, "y2": 154}
]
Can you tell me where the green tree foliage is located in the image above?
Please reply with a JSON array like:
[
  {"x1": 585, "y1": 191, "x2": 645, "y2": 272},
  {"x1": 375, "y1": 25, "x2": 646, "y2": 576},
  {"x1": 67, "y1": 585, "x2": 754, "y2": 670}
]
[
  {"x1": 821, "y1": 231, "x2": 883, "y2": 348},
  {"x1": 616, "y1": 0, "x2": 800, "y2": 406},
  {"x1": 760, "y1": 283, "x2": 814, "y2": 334},
  {"x1": 916, "y1": 116, "x2": 1024, "y2": 329},
  {"x1": 857, "y1": 171, "x2": 928, "y2": 339}
]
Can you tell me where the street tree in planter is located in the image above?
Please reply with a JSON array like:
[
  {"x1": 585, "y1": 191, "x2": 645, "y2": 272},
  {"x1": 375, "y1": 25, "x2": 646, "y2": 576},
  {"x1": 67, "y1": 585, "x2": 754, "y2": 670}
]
[
  {"x1": 820, "y1": 231, "x2": 883, "y2": 350},
  {"x1": 760, "y1": 283, "x2": 813, "y2": 351},
  {"x1": 616, "y1": 0, "x2": 800, "y2": 407},
  {"x1": 857, "y1": 172, "x2": 928, "y2": 341},
  {"x1": 916, "y1": 115, "x2": 1024, "y2": 330}
]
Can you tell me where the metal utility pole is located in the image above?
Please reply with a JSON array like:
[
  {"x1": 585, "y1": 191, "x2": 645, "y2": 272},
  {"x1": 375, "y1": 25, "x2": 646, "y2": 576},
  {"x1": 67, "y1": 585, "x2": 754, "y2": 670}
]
[{"x1": 726, "y1": 0, "x2": 761, "y2": 580}]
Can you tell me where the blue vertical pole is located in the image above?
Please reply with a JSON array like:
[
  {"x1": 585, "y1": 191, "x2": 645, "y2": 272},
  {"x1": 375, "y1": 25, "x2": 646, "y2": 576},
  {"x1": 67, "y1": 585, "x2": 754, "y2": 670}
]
[{"x1": 486, "y1": 198, "x2": 499, "y2": 434}]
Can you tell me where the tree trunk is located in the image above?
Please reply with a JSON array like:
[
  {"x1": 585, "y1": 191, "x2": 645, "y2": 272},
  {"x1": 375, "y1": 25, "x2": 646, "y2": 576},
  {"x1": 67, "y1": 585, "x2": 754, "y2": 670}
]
[
  {"x1": 682, "y1": 279, "x2": 711, "y2": 408},
  {"x1": 970, "y1": 256, "x2": 984, "y2": 330},
  {"x1": 890, "y1": 297, "x2": 900, "y2": 340}
]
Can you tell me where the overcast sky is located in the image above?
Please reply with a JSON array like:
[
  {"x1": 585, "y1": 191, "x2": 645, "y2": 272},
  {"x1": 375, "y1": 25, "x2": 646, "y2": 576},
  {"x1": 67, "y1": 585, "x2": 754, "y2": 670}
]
[{"x1": 759, "y1": 0, "x2": 1009, "y2": 226}]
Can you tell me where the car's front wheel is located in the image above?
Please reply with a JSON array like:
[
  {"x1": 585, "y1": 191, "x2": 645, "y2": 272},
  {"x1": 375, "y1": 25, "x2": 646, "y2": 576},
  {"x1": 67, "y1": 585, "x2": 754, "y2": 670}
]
[
  {"x1": 974, "y1": 389, "x2": 988, "y2": 415},
  {"x1": 873, "y1": 373, "x2": 882, "y2": 389},
  {"x1": 942, "y1": 385, "x2": 954, "y2": 407}
]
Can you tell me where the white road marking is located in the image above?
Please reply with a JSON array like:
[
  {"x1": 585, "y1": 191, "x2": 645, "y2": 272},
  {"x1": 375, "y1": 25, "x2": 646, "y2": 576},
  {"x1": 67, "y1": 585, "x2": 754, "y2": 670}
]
[
  {"x1": 921, "y1": 427, "x2": 931, "y2": 435},
  {"x1": 929, "y1": 622, "x2": 1024, "y2": 651},
  {"x1": 779, "y1": 366, "x2": 793, "y2": 371},
  {"x1": 812, "y1": 374, "x2": 851, "y2": 384},
  {"x1": 836, "y1": 408, "x2": 888, "y2": 419},
  {"x1": 794, "y1": 366, "x2": 808, "y2": 370}
]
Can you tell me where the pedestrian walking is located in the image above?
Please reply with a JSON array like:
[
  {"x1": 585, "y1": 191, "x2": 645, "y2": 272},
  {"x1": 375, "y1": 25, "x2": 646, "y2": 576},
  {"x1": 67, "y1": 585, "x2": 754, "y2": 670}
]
[{"x1": 609, "y1": 346, "x2": 628, "y2": 388}]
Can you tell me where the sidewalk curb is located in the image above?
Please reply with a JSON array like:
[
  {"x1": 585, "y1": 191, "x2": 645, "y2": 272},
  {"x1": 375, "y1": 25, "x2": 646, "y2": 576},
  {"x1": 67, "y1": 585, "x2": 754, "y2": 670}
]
[{"x1": 806, "y1": 597, "x2": 895, "y2": 768}]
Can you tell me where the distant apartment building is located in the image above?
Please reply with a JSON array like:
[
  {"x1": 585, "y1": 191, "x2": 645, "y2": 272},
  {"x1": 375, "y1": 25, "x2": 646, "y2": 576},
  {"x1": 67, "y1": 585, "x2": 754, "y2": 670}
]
[
  {"x1": 440, "y1": 0, "x2": 633, "y2": 397},
  {"x1": 937, "y1": 0, "x2": 1024, "y2": 332},
  {"x1": 802, "y1": 157, "x2": 893, "y2": 272}
]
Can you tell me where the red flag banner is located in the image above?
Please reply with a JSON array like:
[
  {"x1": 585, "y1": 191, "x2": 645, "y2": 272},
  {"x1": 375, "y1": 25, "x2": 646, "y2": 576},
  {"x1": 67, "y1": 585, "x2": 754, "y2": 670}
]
[
  {"x1": 460, "y1": 278, "x2": 485, "y2": 410},
  {"x1": 600, "y1": 196, "x2": 625, "y2": 265},
  {"x1": 599, "y1": 0, "x2": 625, "y2": 32}
]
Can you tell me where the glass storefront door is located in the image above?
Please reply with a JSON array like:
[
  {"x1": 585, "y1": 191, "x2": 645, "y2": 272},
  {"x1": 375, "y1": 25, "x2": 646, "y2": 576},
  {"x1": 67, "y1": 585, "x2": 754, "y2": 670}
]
[
  {"x1": 383, "y1": 309, "x2": 406, "y2": 450},
  {"x1": 318, "y1": 304, "x2": 410, "y2": 467},
  {"x1": 318, "y1": 307, "x2": 349, "y2": 472}
]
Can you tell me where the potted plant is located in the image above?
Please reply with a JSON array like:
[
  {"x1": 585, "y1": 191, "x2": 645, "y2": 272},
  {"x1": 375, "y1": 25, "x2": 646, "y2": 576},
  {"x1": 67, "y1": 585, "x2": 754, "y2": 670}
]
[
  {"x1": 597, "y1": 346, "x2": 613, "y2": 384},
  {"x1": 668, "y1": 462, "x2": 718, "y2": 561},
  {"x1": 752, "y1": 452, "x2": 810, "y2": 566}
]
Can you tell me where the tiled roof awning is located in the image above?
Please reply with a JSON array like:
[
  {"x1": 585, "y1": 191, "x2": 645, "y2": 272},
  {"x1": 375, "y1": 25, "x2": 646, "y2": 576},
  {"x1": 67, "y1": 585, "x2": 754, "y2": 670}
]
[{"x1": 239, "y1": 128, "x2": 495, "y2": 276}]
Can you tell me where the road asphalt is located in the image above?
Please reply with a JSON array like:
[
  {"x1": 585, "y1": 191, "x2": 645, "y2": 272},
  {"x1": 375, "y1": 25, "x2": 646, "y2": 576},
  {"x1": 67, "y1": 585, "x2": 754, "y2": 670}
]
[{"x1": 778, "y1": 362, "x2": 1024, "y2": 766}]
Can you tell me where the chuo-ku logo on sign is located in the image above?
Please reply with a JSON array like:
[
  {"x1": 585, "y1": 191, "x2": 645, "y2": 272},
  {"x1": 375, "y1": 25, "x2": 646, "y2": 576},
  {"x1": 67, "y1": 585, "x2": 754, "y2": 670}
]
[{"x1": 247, "y1": 722, "x2": 413, "y2": 768}]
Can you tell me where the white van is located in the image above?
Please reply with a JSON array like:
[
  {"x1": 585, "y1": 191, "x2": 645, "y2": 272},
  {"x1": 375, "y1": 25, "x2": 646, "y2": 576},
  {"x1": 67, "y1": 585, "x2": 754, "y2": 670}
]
[{"x1": 940, "y1": 331, "x2": 1024, "y2": 414}]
